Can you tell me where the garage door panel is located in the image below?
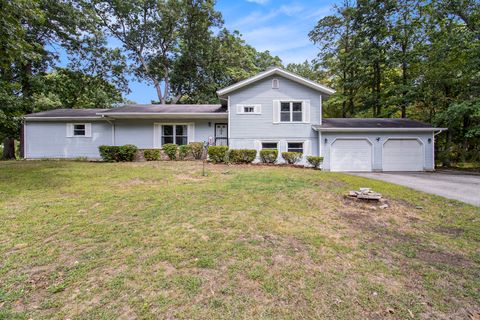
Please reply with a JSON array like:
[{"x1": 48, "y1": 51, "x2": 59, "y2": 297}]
[
  {"x1": 331, "y1": 139, "x2": 372, "y2": 172},
  {"x1": 383, "y1": 139, "x2": 423, "y2": 171}
]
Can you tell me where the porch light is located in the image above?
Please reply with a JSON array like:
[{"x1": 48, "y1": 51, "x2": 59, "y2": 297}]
[
  {"x1": 428, "y1": 138, "x2": 432, "y2": 143},
  {"x1": 376, "y1": 137, "x2": 380, "y2": 142},
  {"x1": 324, "y1": 138, "x2": 328, "y2": 144},
  {"x1": 208, "y1": 122, "x2": 211, "y2": 127}
]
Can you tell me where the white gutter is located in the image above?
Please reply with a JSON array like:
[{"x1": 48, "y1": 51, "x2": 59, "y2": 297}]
[
  {"x1": 24, "y1": 117, "x2": 105, "y2": 121},
  {"x1": 97, "y1": 112, "x2": 227, "y2": 116},
  {"x1": 313, "y1": 127, "x2": 448, "y2": 132}
]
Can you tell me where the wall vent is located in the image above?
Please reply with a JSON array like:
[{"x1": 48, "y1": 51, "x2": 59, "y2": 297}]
[{"x1": 272, "y1": 78, "x2": 279, "y2": 89}]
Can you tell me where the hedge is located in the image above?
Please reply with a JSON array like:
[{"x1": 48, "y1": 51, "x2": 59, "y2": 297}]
[
  {"x1": 144, "y1": 149, "x2": 161, "y2": 161},
  {"x1": 178, "y1": 144, "x2": 192, "y2": 160},
  {"x1": 229, "y1": 149, "x2": 257, "y2": 164},
  {"x1": 208, "y1": 146, "x2": 229, "y2": 163},
  {"x1": 99, "y1": 145, "x2": 138, "y2": 162},
  {"x1": 259, "y1": 149, "x2": 278, "y2": 163},
  {"x1": 306, "y1": 156, "x2": 324, "y2": 169},
  {"x1": 281, "y1": 152, "x2": 302, "y2": 164},
  {"x1": 189, "y1": 142, "x2": 204, "y2": 159},
  {"x1": 162, "y1": 143, "x2": 178, "y2": 160}
]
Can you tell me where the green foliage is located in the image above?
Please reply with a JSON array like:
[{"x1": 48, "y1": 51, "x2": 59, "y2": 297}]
[
  {"x1": 208, "y1": 146, "x2": 228, "y2": 164},
  {"x1": 281, "y1": 152, "x2": 303, "y2": 165},
  {"x1": 306, "y1": 156, "x2": 324, "y2": 169},
  {"x1": 143, "y1": 149, "x2": 161, "y2": 161},
  {"x1": 99, "y1": 145, "x2": 137, "y2": 162},
  {"x1": 228, "y1": 149, "x2": 257, "y2": 164},
  {"x1": 189, "y1": 142, "x2": 204, "y2": 160},
  {"x1": 178, "y1": 144, "x2": 191, "y2": 160},
  {"x1": 162, "y1": 144, "x2": 178, "y2": 160},
  {"x1": 259, "y1": 149, "x2": 278, "y2": 164}
]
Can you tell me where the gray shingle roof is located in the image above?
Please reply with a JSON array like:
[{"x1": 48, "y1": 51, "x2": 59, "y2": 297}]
[
  {"x1": 25, "y1": 109, "x2": 108, "y2": 118},
  {"x1": 99, "y1": 104, "x2": 226, "y2": 114},
  {"x1": 318, "y1": 118, "x2": 434, "y2": 128}
]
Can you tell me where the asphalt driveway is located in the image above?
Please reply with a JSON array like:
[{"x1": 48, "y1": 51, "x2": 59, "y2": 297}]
[{"x1": 351, "y1": 171, "x2": 480, "y2": 206}]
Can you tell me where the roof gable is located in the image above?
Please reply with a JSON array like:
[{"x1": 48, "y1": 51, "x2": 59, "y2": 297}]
[{"x1": 217, "y1": 67, "x2": 335, "y2": 97}]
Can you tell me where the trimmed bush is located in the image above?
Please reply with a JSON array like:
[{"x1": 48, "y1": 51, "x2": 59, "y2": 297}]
[
  {"x1": 306, "y1": 156, "x2": 324, "y2": 169},
  {"x1": 178, "y1": 144, "x2": 192, "y2": 160},
  {"x1": 229, "y1": 149, "x2": 257, "y2": 164},
  {"x1": 99, "y1": 145, "x2": 137, "y2": 162},
  {"x1": 162, "y1": 143, "x2": 178, "y2": 160},
  {"x1": 259, "y1": 149, "x2": 278, "y2": 163},
  {"x1": 208, "y1": 146, "x2": 229, "y2": 163},
  {"x1": 281, "y1": 152, "x2": 302, "y2": 164},
  {"x1": 144, "y1": 149, "x2": 161, "y2": 161},
  {"x1": 189, "y1": 142, "x2": 204, "y2": 159}
]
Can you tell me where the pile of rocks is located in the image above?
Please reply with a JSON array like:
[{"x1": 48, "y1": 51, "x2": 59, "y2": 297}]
[{"x1": 347, "y1": 187, "x2": 382, "y2": 201}]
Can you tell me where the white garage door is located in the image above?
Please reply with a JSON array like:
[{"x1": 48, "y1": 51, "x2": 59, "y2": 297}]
[
  {"x1": 383, "y1": 139, "x2": 423, "y2": 171},
  {"x1": 331, "y1": 139, "x2": 372, "y2": 172}
]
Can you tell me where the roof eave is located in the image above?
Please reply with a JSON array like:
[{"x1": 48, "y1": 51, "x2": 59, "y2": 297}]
[
  {"x1": 217, "y1": 68, "x2": 336, "y2": 96},
  {"x1": 97, "y1": 112, "x2": 228, "y2": 119},
  {"x1": 312, "y1": 127, "x2": 447, "y2": 132},
  {"x1": 24, "y1": 116, "x2": 105, "y2": 121}
]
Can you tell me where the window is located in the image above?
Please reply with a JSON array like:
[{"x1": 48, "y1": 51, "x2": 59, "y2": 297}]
[
  {"x1": 244, "y1": 106, "x2": 255, "y2": 113},
  {"x1": 287, "y1": 142, "x2": 303, "y2": 153},
  {"x1": 162, "y1": 125, "x2": 188, "y2": 145},
  {"x1": 272, "y1": 78, "x2": 279, "y2": 89},
  {"x1": 73, "y1": 124, "x2": 86, "y2": 136},
  {"x1": 67, "y1": 123, "x2": 91, "y2": 137},
  {"x1": 262, "y1": 142, "x2": 278, "y2": 150},
  {"x1": 280, "y1": 101, "x2": 303, "y2": 122}
]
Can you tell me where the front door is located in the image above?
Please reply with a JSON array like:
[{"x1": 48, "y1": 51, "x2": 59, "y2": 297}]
[{"x1": 215, "y1": 123, "x2": 228, "y2": 146}]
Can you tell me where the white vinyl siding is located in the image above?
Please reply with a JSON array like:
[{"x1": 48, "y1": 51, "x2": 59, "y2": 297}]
[
  {"x1": 330, "y1": 139, "x2": 372, "y2": 172},
  {"x1": 383, "y1": 139, "x2": 424, "y2": 171}
]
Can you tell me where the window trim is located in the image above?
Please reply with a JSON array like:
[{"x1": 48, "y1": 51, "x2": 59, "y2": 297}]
[
  {"x1": 280, "y1": 101, "x2": 304, "y2": 123},
  {"x1": 236, "y1": 104, "x2": 261, "y2": 115},
  {"x1": 261, "y1": 141, "x2": 279, "y2": 150},
  {"x1": 67, "y1": 123, "x2": 91, "y2": 138},
  {"x1": 161, "y1": 124, "x2": 188, "y2": 146},
  {"x1": 287, "y1": 141, "x2": 305, "y2": 153},
  {"x1": 154, "y1": 122, "x2": 194, "y2": 148}
]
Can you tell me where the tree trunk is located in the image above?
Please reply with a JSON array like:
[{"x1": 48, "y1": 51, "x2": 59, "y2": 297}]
[{"x1": 2, "y1": 137, "x2": 15, "y2": 160}]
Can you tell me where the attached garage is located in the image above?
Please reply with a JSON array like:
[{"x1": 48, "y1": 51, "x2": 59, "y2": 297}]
[
  {"x1": 383, "y1": 139, "x2": 424, "y2": 171},
  {"x1": 314, "y1": 118, "x2": 446, "y2": 172},
  {"x1": 330, "y1": 139, "x2": 372, "y2": 172}
]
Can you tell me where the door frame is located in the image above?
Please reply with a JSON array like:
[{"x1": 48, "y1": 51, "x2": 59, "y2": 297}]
[
  {"x1": 329, "y1": 137, "x2": 373, "y2": 172},
  {"x1": 381, "y1": 137, "x2": 425, "y2": 171},
  {"x1": 214, "y1": 123, "x2": 228, "y2": 146}
]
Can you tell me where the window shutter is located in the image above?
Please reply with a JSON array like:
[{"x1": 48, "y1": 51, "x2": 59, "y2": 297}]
[
  {"x1": 254, "y1": 105, "x2": 261, "y2": 114},
  {"x1": 188, "y1": 123, "x2": 195, "y2": 143},
  {"x1": 273, "y1": 100, "x2": 280, "y2": 123},
  {"x1": 303, "y1": 100, "x2": 311, "y2": 123},
  {"x1": 153, "y1": 124, "x2": 161, "y2": 148},
  {"x1": 236, "y1": 105, "x2": 243, "y2": 114},
  {"x1": 66, "y1": 124, "x2": 73, "y2": 137},
  {"x1": 85, "y1": 123, "x2": 92, "y2": 137}
]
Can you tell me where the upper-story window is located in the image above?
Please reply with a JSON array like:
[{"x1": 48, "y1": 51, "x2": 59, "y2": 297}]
[
  {"x1": 236, "y1": 104, "x2": 261, "y2": 114},
  {"x1": 280, "y1": 102, "x2": 303, "y2": 122}
]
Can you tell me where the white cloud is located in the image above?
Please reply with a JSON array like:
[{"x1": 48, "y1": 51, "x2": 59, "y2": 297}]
[{"x1": 246, "y1": 0, "x2": 269, "y2": 4}]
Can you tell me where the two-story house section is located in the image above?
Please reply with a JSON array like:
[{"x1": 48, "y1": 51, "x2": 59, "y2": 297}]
[
  {"x1": 217, "y1": 67, "x2": 334, "y2": 163},
  {"x1": 24, "y1": 67, "x2": 445, "y2": 171}
]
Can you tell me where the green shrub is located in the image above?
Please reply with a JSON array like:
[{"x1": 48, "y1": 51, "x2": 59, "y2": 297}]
[
  {"x1": 281, "y1": 152, "x2": 302, "y2": 164},
  {"x1": 189, "y1": 142, "x2": 204, "y2": 159},
  {"x1": 259, "y1": 149, "x2": 278, "y2": 163},
  {"x1": 229, "y1": 149, "x2": 257, "y2": 164},
  {"x1": 99, "y1": 145, "x2": 137, "y2": 162},
  {"x1": 306, "y1": 156, "x2": 324, "y2": 169},
  {"x1": 208, "y1": 146, "x2": 229, "y2": 163},
  {"x1": 178, "y1": 144, "x2": 192, "y2": 160},
  {"x1": 162, "y1": 143, "x2": 178, "y2": 160},
  {"x1": 118, "y1": 144, "x2": 137, "y2": 162},
  {"x1": 144, "y1": 149, "x2": 161, "y2": 161}
]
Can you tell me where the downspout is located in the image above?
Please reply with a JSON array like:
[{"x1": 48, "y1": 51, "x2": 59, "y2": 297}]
[
  {"x1": 433, "y1": 129, "x2": 445, "y2": 171},
  {"x1": 103, "y1": 115, "x2": 115, "y2": 146}
]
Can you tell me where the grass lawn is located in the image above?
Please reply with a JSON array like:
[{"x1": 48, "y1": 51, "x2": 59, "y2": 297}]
[{"x1": 0, "y1": 161, "x2": 479, "y2": 319}]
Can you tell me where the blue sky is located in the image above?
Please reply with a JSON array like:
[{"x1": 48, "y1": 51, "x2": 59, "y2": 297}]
[{"x1": 124, "y1": 0, "x2": 337, "y2": 103}]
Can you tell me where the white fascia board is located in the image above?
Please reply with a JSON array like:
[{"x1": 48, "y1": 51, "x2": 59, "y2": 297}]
[
  {"x1": 97, "y1": 113, "x2": 228, "y2": 119},
  {"x1": 313, "y1": 127, "x2": 447, "y2": 132},
  {"x1": 24, "y1": 117, "x2": 105, "y2": 121},
  {"x1": 217, "y1": 68, "x2": 336, "y2": 96}
]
